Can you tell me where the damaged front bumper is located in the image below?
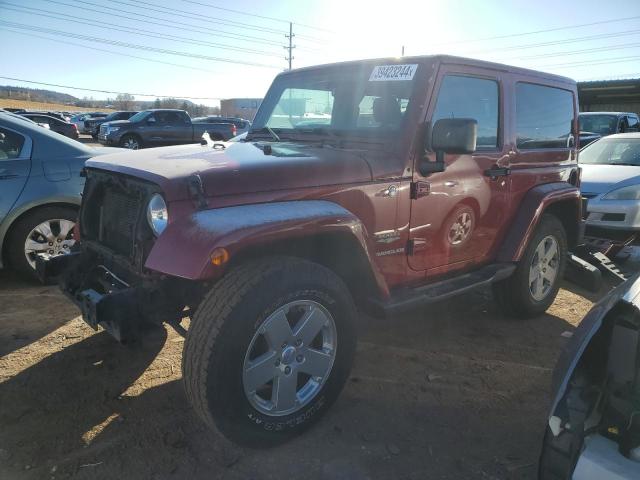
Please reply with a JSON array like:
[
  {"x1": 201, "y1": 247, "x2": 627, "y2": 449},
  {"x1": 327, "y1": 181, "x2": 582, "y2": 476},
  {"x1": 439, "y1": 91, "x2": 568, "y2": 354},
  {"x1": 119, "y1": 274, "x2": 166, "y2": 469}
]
[{"x1": 36, "y1": 249, "x2": 189, "y2": 343}]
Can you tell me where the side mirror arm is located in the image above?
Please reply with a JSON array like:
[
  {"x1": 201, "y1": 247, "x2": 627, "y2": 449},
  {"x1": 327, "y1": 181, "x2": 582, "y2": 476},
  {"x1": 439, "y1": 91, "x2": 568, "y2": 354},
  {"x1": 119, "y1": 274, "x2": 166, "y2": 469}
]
[{"x1": 418, "y1": 150, "x2": 445, "y2": 175}]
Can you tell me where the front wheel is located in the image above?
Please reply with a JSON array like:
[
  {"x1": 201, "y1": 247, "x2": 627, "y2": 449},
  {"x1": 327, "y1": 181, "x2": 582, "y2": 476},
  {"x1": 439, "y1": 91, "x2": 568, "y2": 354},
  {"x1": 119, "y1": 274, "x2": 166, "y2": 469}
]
[
  {"x1": 493, "y1": 214, "x2": 567, "y2": 318},
  {"x1": 183, "y1": 256, "x2": 357, "y2": 447},
  {"x1": 119, "y1": 134, "x2": 142, "y2": 150},
  {"x1": 6, "y1": 206, "x2": 77, "y2": 281}
]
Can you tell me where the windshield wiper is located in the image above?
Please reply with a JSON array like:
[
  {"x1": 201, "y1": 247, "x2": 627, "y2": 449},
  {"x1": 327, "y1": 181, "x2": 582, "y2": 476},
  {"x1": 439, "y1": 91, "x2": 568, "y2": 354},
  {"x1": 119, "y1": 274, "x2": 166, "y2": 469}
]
[{"x1": 247, "y1": 126, "x2": 280, "y2": 142}]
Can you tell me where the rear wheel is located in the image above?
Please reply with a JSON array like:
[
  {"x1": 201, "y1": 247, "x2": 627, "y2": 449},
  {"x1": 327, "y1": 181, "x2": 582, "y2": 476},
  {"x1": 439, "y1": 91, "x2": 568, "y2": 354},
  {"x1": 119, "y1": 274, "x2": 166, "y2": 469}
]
[
  {"x1": 183, "y1": 256, "x2": 357, "y2": 447},
  {"x1": 6, "y1": 206, "x2": 77, "y2": 281},
  {"x1": 493, "y1": 214, "x2": 567, "y2": 318}
]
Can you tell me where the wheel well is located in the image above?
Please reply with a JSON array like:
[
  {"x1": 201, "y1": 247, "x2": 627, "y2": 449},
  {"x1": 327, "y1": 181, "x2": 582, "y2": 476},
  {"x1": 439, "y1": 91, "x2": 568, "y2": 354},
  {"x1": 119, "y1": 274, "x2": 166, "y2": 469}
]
[
  {"x1": 121, "y1": 132, "x2": 142, "y2": 143},
  {"x1": 2, "y1": 203, "x2": 79, "y2": 263},
  {"x1": 230, "y1": 233, "x2": 380, "y2": 306},
  {"x1": 544, "y1": 200, "x2": 580, "y2": 248}
]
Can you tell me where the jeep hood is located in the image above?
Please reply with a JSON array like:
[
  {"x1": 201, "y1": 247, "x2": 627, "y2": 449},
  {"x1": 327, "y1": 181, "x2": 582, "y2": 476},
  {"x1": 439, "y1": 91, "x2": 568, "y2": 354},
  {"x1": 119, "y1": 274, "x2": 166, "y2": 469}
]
[{"x1": 85, "y1": 141, "x2": 373, "y2": 201}]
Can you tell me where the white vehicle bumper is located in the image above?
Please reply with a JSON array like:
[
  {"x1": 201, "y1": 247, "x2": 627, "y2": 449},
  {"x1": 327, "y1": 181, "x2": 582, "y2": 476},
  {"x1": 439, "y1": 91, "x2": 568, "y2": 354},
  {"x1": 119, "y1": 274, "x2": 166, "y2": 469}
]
[{"x1": 585, "y1": 197, "x2": 640, "y2": 231}]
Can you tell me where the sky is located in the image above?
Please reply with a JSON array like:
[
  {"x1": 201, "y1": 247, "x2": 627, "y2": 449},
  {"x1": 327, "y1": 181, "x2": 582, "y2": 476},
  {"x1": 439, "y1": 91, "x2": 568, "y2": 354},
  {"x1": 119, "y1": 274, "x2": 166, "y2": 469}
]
[{"x1": 1, "y1": 0, "x2": 639, "y2": 107}]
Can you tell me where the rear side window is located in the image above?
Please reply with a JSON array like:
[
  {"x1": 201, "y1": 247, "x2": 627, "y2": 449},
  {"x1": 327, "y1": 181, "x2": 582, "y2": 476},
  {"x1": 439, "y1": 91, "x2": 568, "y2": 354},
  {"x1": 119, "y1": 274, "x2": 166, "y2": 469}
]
[
  {"x1": 432, "y1": 75, "x2": 499, "y2": 148},
  {"x1": 516, "y1": 83, "x2": 574, "y2": 149},
  {"x1": 0, "y1": 128, "x2": 26, "y2": 160}
]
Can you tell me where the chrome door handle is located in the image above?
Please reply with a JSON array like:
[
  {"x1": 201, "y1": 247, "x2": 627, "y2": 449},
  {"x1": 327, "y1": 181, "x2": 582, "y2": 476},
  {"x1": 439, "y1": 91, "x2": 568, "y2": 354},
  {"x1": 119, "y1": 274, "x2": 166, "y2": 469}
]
[{"x1": 444, "y1": 181, "x2": 458, "y2": 187}]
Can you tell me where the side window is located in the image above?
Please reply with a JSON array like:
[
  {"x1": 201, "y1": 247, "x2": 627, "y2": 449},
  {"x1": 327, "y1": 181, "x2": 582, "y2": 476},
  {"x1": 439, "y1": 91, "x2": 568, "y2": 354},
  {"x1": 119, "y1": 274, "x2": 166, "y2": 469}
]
[
  {"x1": 0, "y1": 128, "x2": 26, "y2": 160},
  {"x1": 629, "y1": 115, "x2": 640, "y2": 132},
  {"x1": 515, "y1": 83, "x2": 574, "y2": 149},
  {"x1": 432, "y1": 75, "x2": 499, "y2": 149},
  {"x1": 357, "y1": 95, "x2": 409, "y2": 128},
  {"x1": 164, "y1": 112, "x2": 181, "y2": 125}
]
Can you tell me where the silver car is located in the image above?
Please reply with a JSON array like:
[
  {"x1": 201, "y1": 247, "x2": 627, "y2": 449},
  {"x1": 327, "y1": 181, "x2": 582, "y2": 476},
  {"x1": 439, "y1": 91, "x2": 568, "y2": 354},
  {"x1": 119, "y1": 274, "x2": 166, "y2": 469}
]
[
  {"x1": 580, "y1": 133, "x2": 640, "y2": 241},
  {"x1": 539, "y1": 275, "x2": 640, "y2": 479}
]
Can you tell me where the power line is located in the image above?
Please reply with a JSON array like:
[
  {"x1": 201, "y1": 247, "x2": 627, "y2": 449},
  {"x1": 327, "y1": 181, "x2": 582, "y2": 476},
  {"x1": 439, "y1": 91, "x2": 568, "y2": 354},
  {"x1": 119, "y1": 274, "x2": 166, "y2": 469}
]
[
  {"x1": 517, "y1": 42, "x2": 640, "y2": 60},
  {"x1": 1, "y1": 3, "x2": 283, "y2": 57},
  {"x1": 1, "y1": 28, "x2": 220, "y2": 74},
  {"x1": 536, "y1": 55, "x2": 640, "y2": 69},
  {"x1": 0, "y1": 20, "x2": 281, "y2": 69},
  {"x1": 108, "y1": 0, "x2": 329, "y2": 43},
  {"x1": 109, "y1": 0, "x2": 286, "y2": 35},
  {"x1": 467, "y1": 29, "x2": 640, "y2": 54},
  {"x1": 0, "y1": 76, "x2": 226, "y2": 100},
  {"x1": 38, "y1": 0, "x2": 285, "y2": 47},
  {"x1": 432, "y1": 14, "x2": 640, "y2": 47},
  {"x1": 181, "y1": 0, "x2": 336, "y2": 33}
]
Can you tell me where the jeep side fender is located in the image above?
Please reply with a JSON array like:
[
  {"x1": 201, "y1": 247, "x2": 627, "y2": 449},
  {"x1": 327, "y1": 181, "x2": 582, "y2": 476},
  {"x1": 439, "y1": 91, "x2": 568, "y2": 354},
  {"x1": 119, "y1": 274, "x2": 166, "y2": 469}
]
[
  {"x1": 497, "y1": 182, "x2": 581, "y2": 262},
  {"x1": 144, "y1": 200, "x2": 389, "y2": 295}
]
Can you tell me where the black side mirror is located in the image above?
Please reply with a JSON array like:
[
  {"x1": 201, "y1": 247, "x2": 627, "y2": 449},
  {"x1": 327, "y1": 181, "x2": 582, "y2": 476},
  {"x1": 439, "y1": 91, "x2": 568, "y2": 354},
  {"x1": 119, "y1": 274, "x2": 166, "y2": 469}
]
[
  {"x1": 419, "y1": 118, "x2": 477, "y2": 175},
  {"x1": 147, "y1": 117, "x2": 156, "y2": 124}
]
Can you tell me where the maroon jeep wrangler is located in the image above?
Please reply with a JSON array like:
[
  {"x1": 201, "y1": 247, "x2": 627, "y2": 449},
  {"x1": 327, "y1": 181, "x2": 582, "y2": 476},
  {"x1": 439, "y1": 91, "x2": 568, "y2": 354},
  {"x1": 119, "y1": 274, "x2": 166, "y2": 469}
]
[{"x1": 41, "y1": 55, "x2": 582, "y2": 446}]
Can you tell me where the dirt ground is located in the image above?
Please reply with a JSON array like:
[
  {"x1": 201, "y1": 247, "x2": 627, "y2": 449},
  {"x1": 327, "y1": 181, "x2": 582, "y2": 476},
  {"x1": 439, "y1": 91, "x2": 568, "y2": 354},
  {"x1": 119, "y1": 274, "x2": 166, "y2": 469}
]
[{"x1": 1, "y1": 258, "x2": 622, "y2": 480}]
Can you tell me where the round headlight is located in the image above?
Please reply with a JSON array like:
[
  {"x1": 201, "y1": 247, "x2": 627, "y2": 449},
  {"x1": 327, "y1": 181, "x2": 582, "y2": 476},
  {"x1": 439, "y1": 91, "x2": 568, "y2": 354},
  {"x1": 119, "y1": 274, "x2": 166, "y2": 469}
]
[{"x1": 147, "y1": 194, "x2": 168, "y2": 236}]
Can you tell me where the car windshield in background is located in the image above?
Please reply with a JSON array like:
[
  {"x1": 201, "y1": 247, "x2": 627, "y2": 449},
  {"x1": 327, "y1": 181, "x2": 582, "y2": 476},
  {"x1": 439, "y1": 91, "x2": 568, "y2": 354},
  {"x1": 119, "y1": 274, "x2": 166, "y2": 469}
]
[
  {"x1": 127, "y1": 111, "x2": 149, "y2": 123},
  {"x1": 579, "y1": 114, "x2": 618, "y2": 135},
  {"x1": 252, "y1": 64, "x2": 419, "y2": 138},
  {"x1": 579, "y1": 138, "x2": 640, "y2": 165}
]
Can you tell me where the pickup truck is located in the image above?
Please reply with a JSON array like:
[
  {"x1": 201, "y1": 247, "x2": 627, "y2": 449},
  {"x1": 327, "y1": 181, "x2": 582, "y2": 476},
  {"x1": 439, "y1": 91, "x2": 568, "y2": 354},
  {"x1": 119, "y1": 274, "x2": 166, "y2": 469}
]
[
  {"x1": 41, "y1": 55, "x2": 583, "y2": 448},
  {"x1": 97, "y1": 109, "x2": 236, "y2": 149}
]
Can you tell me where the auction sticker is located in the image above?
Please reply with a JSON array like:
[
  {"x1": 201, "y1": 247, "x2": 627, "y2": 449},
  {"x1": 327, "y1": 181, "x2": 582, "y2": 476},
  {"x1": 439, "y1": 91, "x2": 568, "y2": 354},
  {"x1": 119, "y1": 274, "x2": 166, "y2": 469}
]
[{"x1": 369, "y1": 64, "x2": 418, "y2": 81}]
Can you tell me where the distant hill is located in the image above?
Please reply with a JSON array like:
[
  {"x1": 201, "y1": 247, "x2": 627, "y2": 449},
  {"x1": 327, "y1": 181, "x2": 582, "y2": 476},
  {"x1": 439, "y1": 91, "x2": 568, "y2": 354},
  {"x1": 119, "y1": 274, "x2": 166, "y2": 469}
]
[
  {"x1": 0, "y1": 85, "x2": 218, "y2": 115},
  {"x1": 0, "y1": 85, "x2": 78, "y2": 104}
]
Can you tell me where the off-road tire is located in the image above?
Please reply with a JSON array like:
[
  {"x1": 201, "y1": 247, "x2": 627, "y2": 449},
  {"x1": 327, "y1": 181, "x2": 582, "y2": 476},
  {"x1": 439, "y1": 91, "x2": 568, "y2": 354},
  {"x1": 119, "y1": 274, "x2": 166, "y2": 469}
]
[
  {"x1": 6, "y1": 206, "x2": 77, "y2": 281},
  {"x1": 493, "y1": 214, "x2": 567, "y2": 318},
  {"x1": 183, "y1": 256, "x2": 357, "y2": 447}
]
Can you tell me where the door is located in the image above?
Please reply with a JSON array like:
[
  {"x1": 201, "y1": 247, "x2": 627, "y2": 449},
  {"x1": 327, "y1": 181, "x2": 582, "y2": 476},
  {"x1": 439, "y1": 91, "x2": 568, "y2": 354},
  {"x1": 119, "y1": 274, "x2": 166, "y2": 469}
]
[
  {"x1": 408, "y1": 70, "x2": 510, "y2": 275},
  {"x1": 0, "y1": 127, "x2": 31, "y2": 222},
  {"x1": 163, "y1": 111, "x2": 192, "y2": 144},
  {"x1": 141, "y1": 112, "x2": 165, "y2": 146}
]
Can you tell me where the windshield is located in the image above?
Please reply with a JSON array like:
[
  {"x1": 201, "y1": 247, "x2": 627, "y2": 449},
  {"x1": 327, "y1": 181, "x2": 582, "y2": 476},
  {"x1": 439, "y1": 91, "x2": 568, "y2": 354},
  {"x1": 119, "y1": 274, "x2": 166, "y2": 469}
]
[
  {"x1": 579, "y1": 114, "x2": 618, "y2": 135},
  {"x1": 127, "y1": 111, "x2": 150, "y2": 123},
  {"x1": 251, "y1": 63, "x2": 420, "y2": 138},
  {"x1": 580, "y1": 138, "x2": 640, "y2": 165}
]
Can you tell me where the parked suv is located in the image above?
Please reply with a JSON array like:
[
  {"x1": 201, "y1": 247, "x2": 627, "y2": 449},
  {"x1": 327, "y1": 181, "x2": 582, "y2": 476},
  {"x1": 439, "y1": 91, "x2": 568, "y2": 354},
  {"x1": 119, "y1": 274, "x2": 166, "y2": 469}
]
[
  {"x1": 85, "y1": 111, "x2": 138, "y2": 139},
  {"x1": 579, "y1": 112, "x2": 640, "y2": 140},
  {"x1": 41, "y1": 55, "x2": 582, "y2": 447}
]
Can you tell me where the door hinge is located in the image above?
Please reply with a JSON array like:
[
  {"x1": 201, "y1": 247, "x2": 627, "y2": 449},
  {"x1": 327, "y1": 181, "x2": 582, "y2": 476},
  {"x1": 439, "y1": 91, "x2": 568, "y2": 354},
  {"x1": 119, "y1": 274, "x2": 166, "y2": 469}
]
[{"x1": 410, "y1": 181, "x2": 430, "y2": 199}]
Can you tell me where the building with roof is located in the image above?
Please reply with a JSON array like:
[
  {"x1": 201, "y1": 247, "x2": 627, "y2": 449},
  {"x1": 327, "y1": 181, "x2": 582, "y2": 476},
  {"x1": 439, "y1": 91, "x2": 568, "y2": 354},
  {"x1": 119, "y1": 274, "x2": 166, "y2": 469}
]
[
  {"x1": 578, "y1": 78, "x2": 640, "y2": 115},
  {"x1": 220, "y1": 98, "x2": 262, "y2": 121}
]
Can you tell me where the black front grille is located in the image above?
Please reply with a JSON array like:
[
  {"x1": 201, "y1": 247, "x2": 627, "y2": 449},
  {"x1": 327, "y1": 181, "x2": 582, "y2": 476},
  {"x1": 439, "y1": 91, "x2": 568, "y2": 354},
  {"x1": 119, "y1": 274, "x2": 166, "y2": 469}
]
[
  {"x1": 81, "y1": 170, "x2": 158, "y2": 263},
  {"x1": 101, "y1": 189, "x2": 141, "y2": 255}
]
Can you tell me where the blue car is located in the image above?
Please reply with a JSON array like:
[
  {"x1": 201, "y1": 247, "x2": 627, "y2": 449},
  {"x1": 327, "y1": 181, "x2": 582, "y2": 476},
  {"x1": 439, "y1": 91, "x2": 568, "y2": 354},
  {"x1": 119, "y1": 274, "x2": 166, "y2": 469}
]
[{"x1": 0, "y1": 111, "x2": 117, "y2": 279}]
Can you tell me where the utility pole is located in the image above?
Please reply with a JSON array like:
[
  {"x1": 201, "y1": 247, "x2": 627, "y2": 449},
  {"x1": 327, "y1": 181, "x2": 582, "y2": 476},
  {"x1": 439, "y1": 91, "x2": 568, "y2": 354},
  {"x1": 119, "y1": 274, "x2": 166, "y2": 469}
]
[
  {"x1": 401, "y1": 45, "x2": 405, "y2": 57},
  {"x1": 285, "y1": 22, "x2": 295, "y2": 70}
]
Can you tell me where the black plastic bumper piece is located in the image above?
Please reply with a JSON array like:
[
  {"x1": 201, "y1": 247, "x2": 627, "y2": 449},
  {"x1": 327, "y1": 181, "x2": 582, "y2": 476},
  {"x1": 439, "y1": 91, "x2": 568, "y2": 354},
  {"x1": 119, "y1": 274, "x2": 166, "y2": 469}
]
[{"x1": 37, "y1": 250, "x2": 180, "y2": 344}]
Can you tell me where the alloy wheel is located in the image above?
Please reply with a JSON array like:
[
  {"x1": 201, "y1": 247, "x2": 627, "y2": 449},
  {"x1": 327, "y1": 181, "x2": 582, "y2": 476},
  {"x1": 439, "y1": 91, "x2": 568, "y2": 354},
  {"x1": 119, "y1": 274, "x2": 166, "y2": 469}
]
[
  {"x1": 242, "y1": 300, "x2": 337, "y2": 417},
  {"x1": 529, "y1": 235, "x2": 559, "y2": 301},
  {"x1": 23, "y1": 219, "x2": 75, "y2": 269},
  {"x1": 448, "y1": 211, "x2": 473, "y2": 245}
]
